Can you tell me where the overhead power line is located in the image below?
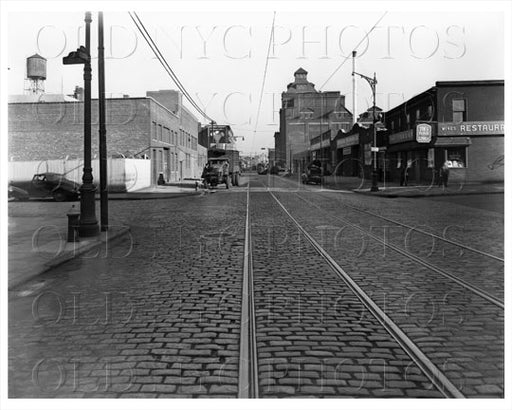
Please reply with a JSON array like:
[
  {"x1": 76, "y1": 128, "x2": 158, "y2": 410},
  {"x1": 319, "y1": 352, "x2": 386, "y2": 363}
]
[
  {"x1": 319, "y1": 11, "x2": 388, "y2": 90},
  {"x1": 128, "y1": 11, "x2": 214, "y2": 123},
  {"x1": 251, "y1": 11, "x2": 276, "y2": 147}
]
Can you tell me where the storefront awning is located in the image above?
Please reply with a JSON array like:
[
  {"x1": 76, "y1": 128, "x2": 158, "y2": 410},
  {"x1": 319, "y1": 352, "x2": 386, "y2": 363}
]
[
  {"x1": 386, "y1": 137, "x2": 471, "y2": 153},
  {"x1": 386, "y1": 141, "x2": 428, "y2": 153},
  {"x1": 434, "y1": 137, "x2": 472, "y2": 147}
]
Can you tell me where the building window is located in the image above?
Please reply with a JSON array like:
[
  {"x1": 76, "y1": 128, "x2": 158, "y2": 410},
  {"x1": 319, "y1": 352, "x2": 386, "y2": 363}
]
[
  {"x1": 406, "y1": 113, "x2": 410, "y2": 125},
  {"x1": 452, "y1": 99, "x2": 466, "y2": 123},
  {"x1": 416, "y1": 109, "x2": 420, "y2": 120},
  {"x1": 152, "y1": 121, "x2": 157, "y2": 139},
  {"x1": 158, "y1": 124, "x2": 163, "y2": 141},
  {"x1": 445, "y1": 147, "x2": 467, "y2": 168},
  {"x1": 427, "y1": 105, "x2": 433, "y2": 119}
]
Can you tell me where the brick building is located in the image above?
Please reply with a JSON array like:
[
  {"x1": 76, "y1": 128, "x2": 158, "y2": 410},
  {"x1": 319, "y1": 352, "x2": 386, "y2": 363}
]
[
  {"x1": 8, "y1": 89, "x2": 206, "y2": 185},
  {"x1": 324, "y1": 80, "x2": 504, "y2": 184},
  {"x1": 276, "y1": 68, "x2": 353, "y2": 172},
  {"x1": 384, "y1": 80, "x2": 504, "y2": 184}
]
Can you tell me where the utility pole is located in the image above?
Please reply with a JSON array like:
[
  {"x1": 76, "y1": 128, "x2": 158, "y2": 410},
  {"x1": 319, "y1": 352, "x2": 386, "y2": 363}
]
[
  {"x1": 98, "y1": 11, "x2": 108, "y2": 231},
  {"x1": 353, "y1": 70, "x2": 379, "y2": 192}
]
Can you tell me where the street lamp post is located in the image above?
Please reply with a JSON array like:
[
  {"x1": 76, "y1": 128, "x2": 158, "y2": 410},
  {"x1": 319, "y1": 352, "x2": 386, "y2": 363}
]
[
  {"x1": 63, "y1": 12, "x2": 99, "y2": 236},
  {"x1": 353, "y1": 70, "x2": 379, "y2": 192}
]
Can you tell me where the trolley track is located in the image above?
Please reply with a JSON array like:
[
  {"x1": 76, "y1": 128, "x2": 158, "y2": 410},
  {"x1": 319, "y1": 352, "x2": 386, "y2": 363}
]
[
  {"x1": 240, "y1": 174, "x2": 503, "y2": 397},
  {"x1": 265, "y1": 175, "x2": 504, "y2": 301},
  {"x1": 336, "y1": 199, "x2": 503, "y2": 262},
  {"x1": 268, "y1": 190, "x2": 464, "y2": 398},
  {"x1": 292, "y1": 193, "x2": 503, "y2": 309},
  {"x1": 238, "y1": 177, "x2": 456, "y2": 398}
]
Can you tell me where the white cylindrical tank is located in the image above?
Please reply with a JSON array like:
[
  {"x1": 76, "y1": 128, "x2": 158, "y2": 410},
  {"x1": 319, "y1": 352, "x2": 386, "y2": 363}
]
[{"x1": 26, "y1": 54, "x2": 47, "y2": 80}]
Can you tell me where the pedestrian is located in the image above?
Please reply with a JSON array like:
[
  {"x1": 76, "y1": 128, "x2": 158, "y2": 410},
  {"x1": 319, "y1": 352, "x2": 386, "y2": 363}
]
[
  {"x1": 222, "y1": 160, "x2": 230, "y2": 189},
  {"x1": 400, "y1": 164, "x2": 408, "y2": 186},
  {"x1": 440, "y1": 161, "x2": 450, "y2": 188},
  {"x1": 202, "y1": 161, "x2": 214, "y2": 189}
]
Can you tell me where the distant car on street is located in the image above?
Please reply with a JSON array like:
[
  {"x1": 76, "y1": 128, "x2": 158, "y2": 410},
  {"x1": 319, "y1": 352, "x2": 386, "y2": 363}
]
[
  {"x1": 301, "y1": 160, "x2": 323, "y2": 185},
  {"x1": 269, "y1": 165, "x2": 280, "y2": 175},
  {"x1": 10, "y1": 172, "x2": 80, "y2": 201}
]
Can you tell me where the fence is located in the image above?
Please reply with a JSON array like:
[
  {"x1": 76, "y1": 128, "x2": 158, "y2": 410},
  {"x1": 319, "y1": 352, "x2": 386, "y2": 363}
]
[{"x1": 8, "y1": 158, "x2": 151, "y2": 192}]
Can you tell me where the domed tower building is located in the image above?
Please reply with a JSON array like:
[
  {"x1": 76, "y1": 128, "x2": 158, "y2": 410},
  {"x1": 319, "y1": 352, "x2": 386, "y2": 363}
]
[{"x1": 276, "y1": 68, "x2": 353, "y2": 173}]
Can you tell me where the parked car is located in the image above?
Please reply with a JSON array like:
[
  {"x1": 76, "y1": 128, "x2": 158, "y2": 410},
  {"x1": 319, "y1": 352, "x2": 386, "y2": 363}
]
[
  {"x1": 8, "y1": 185, "x2": 30, "y2": 201},
  {"x1": 10, "y1": 173, "x2": 80, "y2": 201}
]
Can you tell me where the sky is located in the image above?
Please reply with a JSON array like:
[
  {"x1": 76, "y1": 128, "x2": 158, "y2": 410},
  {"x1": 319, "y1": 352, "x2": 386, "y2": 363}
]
[{"x1": 3, "y1": 1, "x2": 509, "y2": 156}]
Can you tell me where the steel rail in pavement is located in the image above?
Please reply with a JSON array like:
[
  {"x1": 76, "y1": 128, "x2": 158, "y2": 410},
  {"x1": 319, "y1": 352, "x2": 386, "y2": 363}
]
[
  {"x1": 295, "y1": 193, "x2": 504, "y2": 309},
  {"x1": 238, "y1": 181, "x2": 259, "y2": 398},
  {"x1": 269, "y1": 191, "x2": 465, "y2": 399},
  {"x1": 315, "y1": 191, "x2": 504, "y2": 263}
]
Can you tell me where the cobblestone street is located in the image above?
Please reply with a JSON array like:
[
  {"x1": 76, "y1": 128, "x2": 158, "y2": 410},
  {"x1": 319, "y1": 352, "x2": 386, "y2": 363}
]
[{"x1": 7, "y1": 174, "x2": 505, "y2": 401}]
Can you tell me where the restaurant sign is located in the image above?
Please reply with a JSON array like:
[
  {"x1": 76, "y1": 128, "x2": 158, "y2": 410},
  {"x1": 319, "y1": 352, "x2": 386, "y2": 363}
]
[
  {"x1": 438, "y1": 121, "x2": 504, "y2": 136},
  {"x1": 416, "y1": 124, "x2": 432, "y2": 143}
]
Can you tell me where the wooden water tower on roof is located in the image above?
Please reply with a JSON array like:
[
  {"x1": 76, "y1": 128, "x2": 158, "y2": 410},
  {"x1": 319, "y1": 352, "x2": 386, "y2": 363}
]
[{"x1": 25, "y1": 53, "x2": 47, "y2": 94}]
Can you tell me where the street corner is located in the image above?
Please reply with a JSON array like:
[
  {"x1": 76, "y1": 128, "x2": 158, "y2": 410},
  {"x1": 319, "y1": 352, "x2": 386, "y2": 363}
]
[{"x1": 9, "y1": 225, "x2": 131, "y2": 292}]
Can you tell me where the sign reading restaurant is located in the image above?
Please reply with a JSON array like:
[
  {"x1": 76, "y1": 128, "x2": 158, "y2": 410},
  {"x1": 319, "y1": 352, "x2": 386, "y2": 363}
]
[{"x1": 438, "y1": 121, "x2": 504, "y2": 136}]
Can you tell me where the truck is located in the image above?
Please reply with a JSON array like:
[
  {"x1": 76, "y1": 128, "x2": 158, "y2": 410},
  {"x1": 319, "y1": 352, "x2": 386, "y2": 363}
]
[
  {"x1": 199, "y1": 124, "x2": 241, "y2": 188},
  {"x1": 203, "y1": 147, "x2": 241, "y2": 188}
]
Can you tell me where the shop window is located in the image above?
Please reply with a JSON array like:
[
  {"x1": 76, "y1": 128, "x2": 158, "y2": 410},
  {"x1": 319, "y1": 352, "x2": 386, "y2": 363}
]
[
  {"x1": 445, "y1": 147, "x2": 467, "y2": 168},
  {"x1": 427, "y1": 148, "x2": 434, "y2": 168},
  {"x1": 452, "y1": 99, "x2": 466, "y2": 123},
  {"x1": 396, "y1": 153, "x2": 402, "y2": 169}
]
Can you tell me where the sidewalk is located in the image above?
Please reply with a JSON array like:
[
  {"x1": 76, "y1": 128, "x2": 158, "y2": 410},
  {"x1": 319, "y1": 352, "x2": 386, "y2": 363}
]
[
  {"x1": 8, "y1": 217, "x2": 130, "y2": 291},
  {"x1": 352, "y1": 182, "x2": 504, "y2": 198},
  {"x1": 315, "y1": 175, "x2": 504, "y2": 198},
  {"x1": 106, "y1": 184, "x2": 201, "y2": 200},
  {"x1": 8, "y1": 185, "x2": 200, "y2": 291}
]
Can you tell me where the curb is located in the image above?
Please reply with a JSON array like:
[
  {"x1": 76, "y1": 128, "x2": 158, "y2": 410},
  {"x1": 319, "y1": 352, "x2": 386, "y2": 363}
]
[
  {"x1": 105, "y1": 191, "x2": 202, "y2": 200},
  {"x1": 353, "y1": 189, "x2": 504, "y2": 198},
  {"x1": 8, "y1": 226, "x2": 131, "y2": 291}
]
